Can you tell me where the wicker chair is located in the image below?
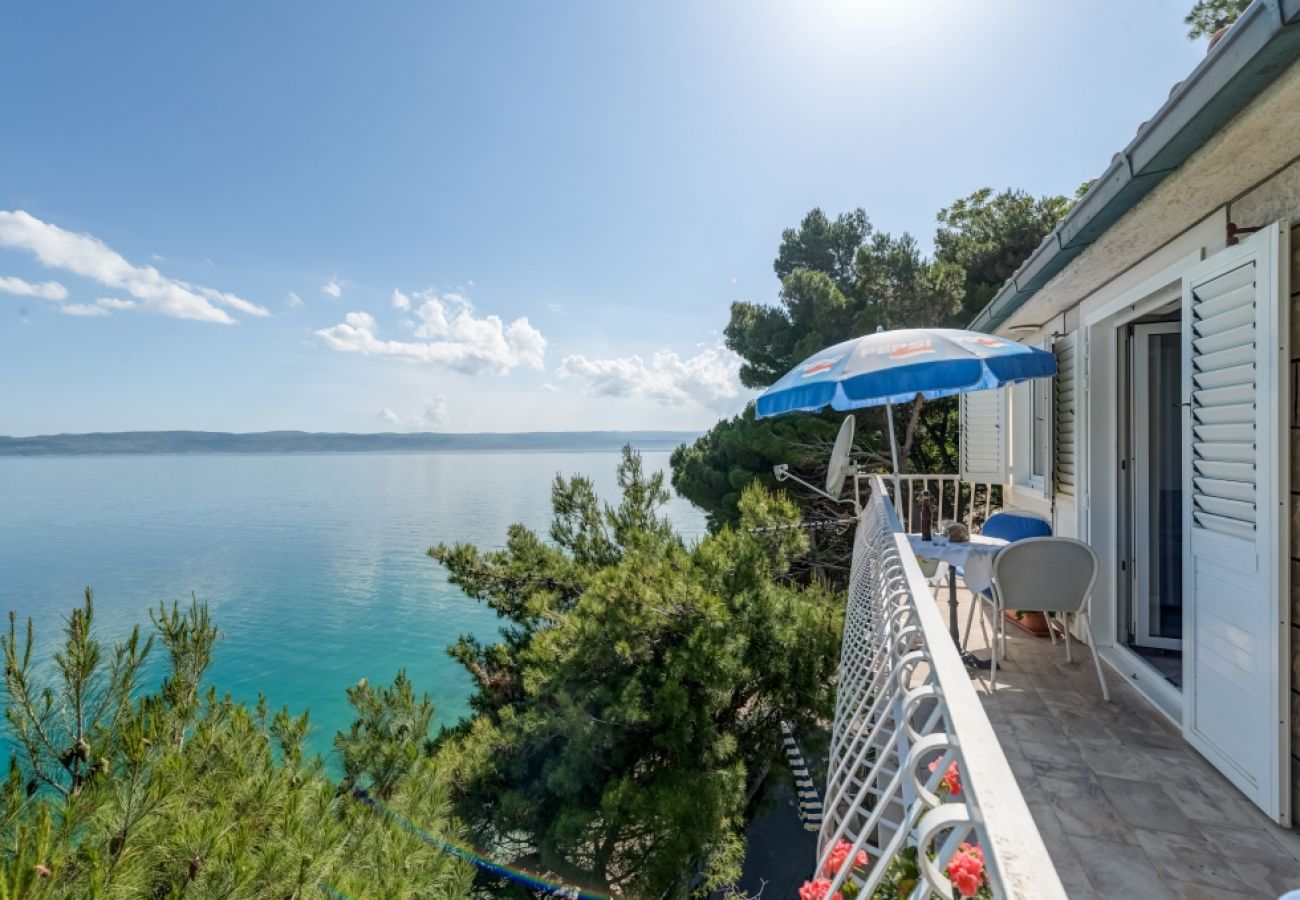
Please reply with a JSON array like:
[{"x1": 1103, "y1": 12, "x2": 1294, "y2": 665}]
[{"x1": 988, "y1": 537, "x2": 1108, "y2": 701}]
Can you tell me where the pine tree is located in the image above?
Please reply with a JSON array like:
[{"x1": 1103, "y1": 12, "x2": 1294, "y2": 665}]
[
  {"x1": 430, "y1": 447, "x2": 841, "y2": 897},
  {"x1": 0, "y1": 590, "x2": 475, "y2": 898}
]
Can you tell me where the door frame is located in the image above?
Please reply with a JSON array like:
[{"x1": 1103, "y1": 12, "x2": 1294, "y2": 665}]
[
  {"x1": 1079, "y1": 252, "x2": 1202, "y2": 723},
  {"x1": 1130, "y1": 321, "x2": 1183, "y2": 652}
]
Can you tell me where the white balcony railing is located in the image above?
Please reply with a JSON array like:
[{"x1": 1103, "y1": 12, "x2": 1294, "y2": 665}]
[
  {"x1": 852, "y1": 473, "x2": 1001, "y2": 535},
  {"x1": 817, "y1": 475, "x2": 1064, "y2": 899}
]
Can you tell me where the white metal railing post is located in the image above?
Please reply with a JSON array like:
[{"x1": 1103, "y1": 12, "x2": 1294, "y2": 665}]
[
  {"x1": 815, "y1": 476, "x2": 1064, "y2": 899},
  {"x1": 851, "y1": 473, "x2": 999, "y2": 533}
]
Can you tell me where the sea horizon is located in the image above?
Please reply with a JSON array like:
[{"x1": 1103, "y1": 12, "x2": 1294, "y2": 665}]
[{"x1": 0, "y1": 428, "x2": 704, "y2": 457}]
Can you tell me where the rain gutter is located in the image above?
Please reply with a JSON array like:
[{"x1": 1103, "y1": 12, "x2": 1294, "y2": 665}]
[{"x1": 969, "y1": 0, "x2": 1300, "y2": 334}]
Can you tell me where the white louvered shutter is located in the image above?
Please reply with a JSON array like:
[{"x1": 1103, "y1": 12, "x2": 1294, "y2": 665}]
[
  {"x1": 1053, "y1": 333, "x2": 1078, "y2": 497},
  {"x1": 1182, "y1": 220, "x2": 1291, "y2": 824},
  {"x1": 959, "y1": 386, "x2": 1008, "y2": 485}
]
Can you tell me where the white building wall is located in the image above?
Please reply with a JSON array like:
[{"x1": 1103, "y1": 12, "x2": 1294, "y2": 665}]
[
  {"x1": 1000, "y1": 155, "x2": 1300, "y2": 814},
  {"x1": 985, "y1": 54, "x2": 1300, "y2": 815}
]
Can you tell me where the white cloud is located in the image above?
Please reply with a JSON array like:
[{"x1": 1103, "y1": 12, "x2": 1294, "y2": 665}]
[
  {"x1": 286, "y1": 291, "x2": 303, "y2": 309},
  {"x1": 547, "y1": 302, "x2": 565, "y2": 315},
  {"x1": 377, "y1": 397, "x2": 450, "y2": 430},
  {"x1": 557, "y1": 344, "x2": 747, "y2": 411},
  {"x1": 96, "y1": 297, "x2": 136, "y2": 310},
  {"x1": 0, "y1": 210, "x2": 267, "y2": 323},
  {"x1": 0, "y1": 275, "x2": 68, "y2": 301},
  {"x1": 419, "y1": 396, "x2": 450, "y2": 428},
  {"x1": 541, "y1": 382, "x2": 560, "y2": 392},
  {"x1": 322, "y1": 277, "x2": 342, "y2": 298},
  {"x1": 391, "y1": 288, "x2": 410, "y2": 310},
  {"x1": 318, "y1": 295, "x2": 546, "y2": 375},
  {"x1": 195, "y1": 286, "x2": 270, "y2": 318},
  {"x1": 60, "y1": 303, "x2": 109, "y2": 317}
]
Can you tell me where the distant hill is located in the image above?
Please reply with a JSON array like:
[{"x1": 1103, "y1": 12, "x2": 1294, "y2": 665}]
[{"x1": 0, "y1": 430, "x2": 702, "y2": 457}]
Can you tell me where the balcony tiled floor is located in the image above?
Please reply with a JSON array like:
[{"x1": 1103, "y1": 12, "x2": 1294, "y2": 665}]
[{"x1": 945, "y1": 587, "x2": 1300, "y2": 899}]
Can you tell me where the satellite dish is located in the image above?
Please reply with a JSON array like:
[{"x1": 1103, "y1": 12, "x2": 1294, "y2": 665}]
[
  {"x1": 826, "y1": 414, "x2": 856, "y2": 500},
  {"x1": 771, "y1": 413, "x2": 860, "y2": 512}
]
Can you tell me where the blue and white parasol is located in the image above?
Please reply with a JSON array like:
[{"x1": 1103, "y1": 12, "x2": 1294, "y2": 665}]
[
  {"x1": 756, "y1": 327, "x2": 1056, "y2": 417},
  {"x1": 756, "y1": 327, "x2": 1056, "y2": 502}
]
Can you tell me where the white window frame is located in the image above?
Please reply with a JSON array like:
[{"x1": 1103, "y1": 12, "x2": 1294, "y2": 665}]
[
  {"x1": 1010, "y1": 366, "x2": 1052, "y2": 500},
  {"x1": 1029, "y1": 375, "x2": 1051, "y2": 489}
]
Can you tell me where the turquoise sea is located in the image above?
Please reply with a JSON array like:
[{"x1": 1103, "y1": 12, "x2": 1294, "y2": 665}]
[{"x1": 0, "y1": 451, "x2": 705, "y2": 765}]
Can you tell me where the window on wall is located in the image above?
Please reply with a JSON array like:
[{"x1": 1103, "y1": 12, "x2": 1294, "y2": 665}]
[
  {"x1": 1031, "y1": 378, "x2": 1049, "y2": 483},
  {"x1": 1012, "y1": 367, "x2": 1053, "y2": 496}
]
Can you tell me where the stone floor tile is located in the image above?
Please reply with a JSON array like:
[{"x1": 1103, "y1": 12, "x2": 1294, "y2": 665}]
[
  {"x1": 1054, "y1": 865, "x2": 1097, "y2": 898},
  {"x1": 1024, "y1": 800, "x2": 1084, "y2": 871},
  {"x1": 1106, "y1": 722, "x2": 1187, "y2": 751},
  {"x1": 1131, "y1": 828, "x2": 1249, "y2": 892},
  {"x1": 1227, "y1": 854, "x2": 1300, "y2": 897},
  {"x1": 1136, "y1": 746, "x2": 1240, "y2": 796},
  {"x1": 1259, "y1": 823, "x2": 1300, "y2": 862},
  {"x1": 1204, "y1": 823, "x2": 1300, "y2": 869},
  {"x1": 1089, "y1": 698, "x2": 1172, "y2": 733},
  {"x1": 1076, "y1": 740, "x2": 1157, "y2": 781},
  {"x1": 1166, "y1": 878, "x2": 1262, "y2": 900},
  {"x1": 1066, "y1": 835, "x2": 1177, "y2": 900},
  {"x1": 1023, "y1": 664, "x2": 1092, "y2": 695},
  {"x1": 989, "y1": 687, "x2": 1053, "y2": 717},
  {"x1": 1036, "y1": 773, "x2": 1133, "y2": 843},
  {"x1": 1095, "y1": 773, "x2": 1201, "y2": 836},
  {"x1": 1035, "y1": 686, "x2": 1096, "y2": 711},
  {"x1": 945, "y1": 588, "x2": 1300, "y2": 898},
  {"x1": 1166, "y1": 780, "x2": 1274, "y2": 831},
  {"x1": 1049, "y1": 706, "x2": 1121, "y2": 745},
  {"x1": 1005, "y1": 711, "x2": 1072, "y2": 747},
  {"x1": 994, "y1": 730, "x2": 1025, "y2": 759},
  {"x1": 1018, "y1": 738, "x2": 1088, "y2": 781},
  {"x1": 1005, "y1": 753, "x2": 1036, "y2": 782}
]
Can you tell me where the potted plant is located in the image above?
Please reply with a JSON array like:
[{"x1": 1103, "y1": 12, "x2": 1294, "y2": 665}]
[{"x1": 1003, "y1": 608, "x2": 1051, "y2": 636}]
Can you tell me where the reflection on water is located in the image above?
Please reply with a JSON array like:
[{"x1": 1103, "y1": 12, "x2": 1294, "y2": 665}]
[{"x1": 0, "y1": 450, "x2": 705, "y2": 762}]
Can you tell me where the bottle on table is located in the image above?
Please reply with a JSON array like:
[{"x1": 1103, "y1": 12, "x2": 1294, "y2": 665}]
[{"x1": 920, "y1": 490, "x2": 933, "y2": 542}]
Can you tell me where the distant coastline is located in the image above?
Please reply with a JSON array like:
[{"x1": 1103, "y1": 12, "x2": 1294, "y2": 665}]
[{"x1": 0, "y1": 430, "x2": 702, "y2": 457}]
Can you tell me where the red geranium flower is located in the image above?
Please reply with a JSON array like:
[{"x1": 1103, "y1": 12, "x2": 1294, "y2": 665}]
[
  {"x1": 823, "y1": 838, "x2": 868, "y2": 877},
  {"x1": 946, "y1": 843, "x2": 987, "y2": 898},
  {"x1": 928, "y1": 757, "x2": 962, "y2": 796},
  {"x1": 798, "y1": 878, "x2": 842, "y2": 900}
]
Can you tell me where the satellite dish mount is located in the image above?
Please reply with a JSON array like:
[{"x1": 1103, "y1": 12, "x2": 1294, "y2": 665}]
[{"x1": 772, "y1": 414, "x2": 860, "y2": 513}]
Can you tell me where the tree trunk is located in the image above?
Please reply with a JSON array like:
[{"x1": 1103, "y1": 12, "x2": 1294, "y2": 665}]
[{"x1": 899, "y1": 393, "x2": 926, "y2": 467}]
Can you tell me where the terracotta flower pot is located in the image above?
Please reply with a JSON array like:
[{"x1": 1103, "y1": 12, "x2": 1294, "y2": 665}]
[{"x1": 1003, "y1": 609, "x2": 1051, "y2": 637}]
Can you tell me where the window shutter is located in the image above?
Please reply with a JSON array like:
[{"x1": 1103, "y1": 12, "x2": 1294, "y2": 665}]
[
  {"x1": 1181, "y1": 220, "x2": 1291, "y2": 824},
  {"x1": 1054, "y1": 332, "x2": 1078, "y2": 497},
  {"x1": 1188, "y1": 262, "x2": 1259, "y2": 539},
  {"x1": 960, "y1": 386, "x2": 1008, "y2": 484}
]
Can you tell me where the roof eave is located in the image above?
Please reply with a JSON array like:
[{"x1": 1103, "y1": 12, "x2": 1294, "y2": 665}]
[{"x1": 969, "y1": 0, "x2": 1300, "y2": 334}]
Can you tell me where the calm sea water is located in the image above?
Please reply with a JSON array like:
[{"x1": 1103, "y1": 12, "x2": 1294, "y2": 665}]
[{"x1": 0, "y1": 451, "x2": 705, "y2": 764}]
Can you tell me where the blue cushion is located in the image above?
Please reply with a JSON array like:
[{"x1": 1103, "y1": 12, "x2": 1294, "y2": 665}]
[{"x1": 980, "y1": 511, "x2": 1052, "y2": 543}]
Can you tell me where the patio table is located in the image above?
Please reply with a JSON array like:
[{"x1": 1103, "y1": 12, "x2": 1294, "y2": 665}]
[{"x1": 908, "y1": 533, "x2": 1008, "y2": 667}]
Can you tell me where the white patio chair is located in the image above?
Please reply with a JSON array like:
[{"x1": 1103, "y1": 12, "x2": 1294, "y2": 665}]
[{"x1": 988, "y1": 536, "x2": 1109, "y2": 701}]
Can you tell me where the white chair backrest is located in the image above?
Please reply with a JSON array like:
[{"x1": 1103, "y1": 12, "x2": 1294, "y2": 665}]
[{"x1": 991, "y1": 537, "x2": 1099, "y2": 614}]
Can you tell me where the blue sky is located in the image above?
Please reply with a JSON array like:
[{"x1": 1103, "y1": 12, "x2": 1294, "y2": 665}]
[{"x1": 1, "y1": 1, "x2": 1206, "y2": 434}]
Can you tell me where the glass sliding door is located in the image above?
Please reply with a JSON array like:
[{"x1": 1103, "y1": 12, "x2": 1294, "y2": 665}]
[{"x1": 1131, "y1": 322, "x2": 1183, "y2": 651}]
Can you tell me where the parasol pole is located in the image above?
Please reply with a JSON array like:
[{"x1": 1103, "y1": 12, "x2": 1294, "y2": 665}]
[
  {"x1": 884, "y1": 399, "x2": 902, "y2": 511},
  {"x1": 874, "y1": 326, "x2": 904, "y2": 511}
]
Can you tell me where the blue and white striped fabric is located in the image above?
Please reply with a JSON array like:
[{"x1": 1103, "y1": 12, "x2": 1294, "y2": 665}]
[
  {"x1": 756, "y1": 328, "x2": 1056, "y2": 418},
  {"x1": 781, "y1": 720, "x2": 822, "y2": 832}
]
